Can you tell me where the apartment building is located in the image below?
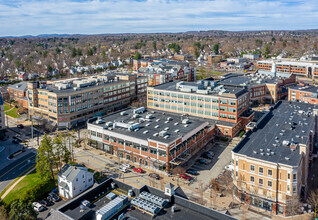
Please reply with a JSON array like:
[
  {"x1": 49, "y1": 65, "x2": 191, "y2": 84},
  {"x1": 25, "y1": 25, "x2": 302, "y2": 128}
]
[
  {"x1": 288, "y1": 84, "x2": 318, "y2": 104},
  {"x1": 232, "y1": 101, "x2": 317, "y2": 216},
  {"x1": 219, "y1": 72, "x2": 296, "y2": 105},
  {"x1": 7, "y1": 81, "x2": 29, "y2": 108},
  {"x1": 27, "y1": 74, "x2": 148, "y2": 129},
  {"x1": 257, "y1": 60, "x2": 318, "y2": 79},
  {"x1": 147, "y1": 80, "x2": 254, "y2": 137},
  {"x1": 133, "y1": 59, "x2": 196, "y2": 84},
  {"x1": 87, "y1": 107, "x2": 215, "y2": 173}
]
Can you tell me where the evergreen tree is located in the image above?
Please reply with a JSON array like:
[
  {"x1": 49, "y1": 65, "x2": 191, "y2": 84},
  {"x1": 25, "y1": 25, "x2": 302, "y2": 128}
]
[
  {"x1": 36, "y1": 134, "x2": 55, "y2": 181},
  {"x1": 9, "y1": 200, "x2": 36, "y2": 220}
]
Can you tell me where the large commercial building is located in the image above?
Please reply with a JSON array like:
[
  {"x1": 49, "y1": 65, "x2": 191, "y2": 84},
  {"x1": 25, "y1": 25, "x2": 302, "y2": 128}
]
[
  {"x1": 27, "y1": 74, "x2": 148, "y2": 129},
  {"x1": 87, "y1": 107, "x2": 215, "y2": 173},
  {"x1": 219, "y1": 72, "x2": 296, "y2": 105},
  {"x1": 147, "y1": 80, "x2": 254, "y2": 137},
  {"x1": 288, "y1": 84, "x2": 318, "y2": 105},
  {"x1": 257, "y1": 60, "x2": 318, "y2": 79},
  {"x1": 232, "y1": 101, "x2": 317, "y2": 216}
]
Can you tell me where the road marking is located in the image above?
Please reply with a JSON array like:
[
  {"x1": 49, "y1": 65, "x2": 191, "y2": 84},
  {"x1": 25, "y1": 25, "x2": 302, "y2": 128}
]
[
  {"x1": 0, "y1": 154, "x2": 35, "y2": 179},
  {"x1": 76, "y1": 153, "x2": 148, "y2": 185}
]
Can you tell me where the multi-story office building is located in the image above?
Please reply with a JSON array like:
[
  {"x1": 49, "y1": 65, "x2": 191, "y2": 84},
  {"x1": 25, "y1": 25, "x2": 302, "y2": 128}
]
[
  {"x1": 257, "y1": 60, "x2": 318, "y2": 79},
  {"x1": 27, "y1": 74, "x2": 148, "y2": 129},
  {"x1": 288, "y1": 84, "x2": 318, "y2": 104},
  {"x1": 232, "y1": 101, "x2": 317, "y2": 216},
  {"x1": 219, "y1": 72, "x2": 296, "y2": 105},
  {"x1": 87, "y1": 107, "x2": 215, "y2": 173},
  {"x1": 147, "y1": 80, "x2": 254, "y2": 137}
]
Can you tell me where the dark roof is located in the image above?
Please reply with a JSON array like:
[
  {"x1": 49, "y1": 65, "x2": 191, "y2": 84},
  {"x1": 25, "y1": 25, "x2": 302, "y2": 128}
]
[
  {"x1": 0, "y1": 93, "x2": 3, "y2": 105},
  {"x1": 233, "y1": 101, "x2": 316, "y2": 166},
  {"x1": 8, "y1": 82, "x2": 28, "y2": 92},
  {"x1": 289, "y1": 85, "x2": 318, "y2": 95},
  {"x1": 218, "y1": 75, "x2": 283, "y2": 87}
]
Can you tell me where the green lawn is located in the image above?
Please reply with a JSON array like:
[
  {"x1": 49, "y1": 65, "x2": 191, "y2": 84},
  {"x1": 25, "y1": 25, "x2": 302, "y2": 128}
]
[
  {"x1": 3, "y1": 170, "x2": 40, "y2": 205},
  {"x1": 4, "y1": 103, "x2": 11, "y2": 111},
  {"x1": 5, "y1": 108, "x2": 21, "y2": 118}
]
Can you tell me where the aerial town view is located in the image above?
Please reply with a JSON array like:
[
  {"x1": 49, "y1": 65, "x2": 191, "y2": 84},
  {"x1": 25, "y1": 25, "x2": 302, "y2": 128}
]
[{"x1": 0, "y1": 0, "x2": 318, "y2": 220}]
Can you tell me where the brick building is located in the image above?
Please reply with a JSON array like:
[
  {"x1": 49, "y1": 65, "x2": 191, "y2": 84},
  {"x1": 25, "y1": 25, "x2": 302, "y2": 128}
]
[
  {"x1": 288, "y1": 84, "x2": 318, "y2": 104},
  {"x1": 232, "y1": 101, "x2": 317, "y2": 216}
]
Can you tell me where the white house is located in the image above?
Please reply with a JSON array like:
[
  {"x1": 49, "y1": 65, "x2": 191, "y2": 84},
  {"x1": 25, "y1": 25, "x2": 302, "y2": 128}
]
[{"x1": 58, "y1": 164, "x2": 94, "y2": 199}]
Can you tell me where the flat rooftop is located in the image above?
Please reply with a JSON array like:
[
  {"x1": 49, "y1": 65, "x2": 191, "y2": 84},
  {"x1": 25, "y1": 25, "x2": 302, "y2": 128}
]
[
  {"x1": 233, "y1": 101, "x2": 316, "y2": 166},
  {"x1": 290, "y1": 85, "x2": 318, "y2": 95},
  {"x1": 153, "y1": 81, "x2": 247, "y2": 98},
  {"x1": 88, "y1": 108, "x2": 212, "y2": 144}
]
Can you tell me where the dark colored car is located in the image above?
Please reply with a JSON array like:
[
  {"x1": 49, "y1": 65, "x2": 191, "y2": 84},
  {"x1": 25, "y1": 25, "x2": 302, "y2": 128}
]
[
  {"x1": 186, "y1": 169, "x2": 198, "y2": 175},
  {"x1": 149, "y1": 173, "x2": 160, "y2": 180},
  {"x1": 17, "y1": 124, "x2": 24, "y2": 129},
  {"x1": 196, "y1": 159, "x2": 208, "y2": 165},
  {"x1": 48, "y1": 192, "x2": 61, "y2": 202},
  {"x1": 12, "y1": 139, "x2": 20, "y2": 144},
  {"x1": 201, "y1": 152, "x2": 212, "y2": 159},
  {"x1": 180, "y1": 174, "x2": 192, "y2": 181},
  {"x1": 40, "y1": 199, "x2": 54, "y2": 206}
]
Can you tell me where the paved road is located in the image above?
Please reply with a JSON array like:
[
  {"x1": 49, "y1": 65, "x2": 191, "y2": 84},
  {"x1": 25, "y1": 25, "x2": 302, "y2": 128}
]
[{"x1": 0, "y1": 152, "x2": 36, "y2": 193}]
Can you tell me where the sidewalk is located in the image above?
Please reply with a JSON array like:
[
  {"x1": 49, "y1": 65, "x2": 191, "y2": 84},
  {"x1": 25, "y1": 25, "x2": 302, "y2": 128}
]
[{"x1": 1, "y1": 166, "x2": 35, "y2": 200}]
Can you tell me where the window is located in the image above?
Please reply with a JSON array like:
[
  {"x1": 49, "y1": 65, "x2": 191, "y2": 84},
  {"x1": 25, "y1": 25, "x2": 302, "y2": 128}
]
[
  {"x1": 259, "y1": 167, "x2": 264, "y2": 175},
  {"x1": 292, "y1": 185, "x2": 296, "y2": 193},
  {"x1": 259, "y1": 178, "x2": 264, "y2": 186},
  {"x1": 293, "y1": 174, "x2": 297, "y2": 181},
  {"x1": 236, "y1": 160, "x2": 238, "y2": 166},
  {"x1": 150, "y1": 148, "x2": 157, "y2": 154},
  {"x1": 250, "y1": 165, "x2": 255, "y2": 172},
  {"x1": 268, "y1": 181, "x2": 272, "y2": 188},
  {"x1": 288, "y1": 173, "x2": 290, "y2": 180},
  {"x1": 268, "y1": 169, "x2": 273, "y2": 177},
  {"x1": 250, "y1": 176, "x2": 255, "y2": 183},
  {"x1": 76, "y1": 178, "x2": 78, "y2": 181},
  {"x1": 287, "y1": 184, "x2": 290, "y2": 192}
]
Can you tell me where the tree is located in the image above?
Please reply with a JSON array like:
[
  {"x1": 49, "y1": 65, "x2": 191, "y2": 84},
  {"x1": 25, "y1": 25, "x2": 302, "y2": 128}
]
[
  {"x1": 193, "y1": 42, "x2": 201, "y2": 50},
  {"x1": 36, "y1": 134, "x2": 55, "y2": 181},
  {"x1": 9, "y1": 200, "x2": 36, "y2": 220},
  {"x1": 0, "y1": 205, "x2": 8, "y2": 220},
  {"x1": 255, "y1": 39, "x2": 263, "y2": 47},
  {"x1": 168, "y1": 43, "x2": 181, "y2": 53},
  {"x1": 152, "y1": 41, "x2": 157, "y2": 51},
  {"x1": 213, "y1": 43, "x2": 220, "y2": 55},
  {"x1": 264, "y1": 45, "x2": 270, "y2": 57},
  {"x1": 71, "y1": 47, "x2": 77, "y2": 57},
  {"x1": 308, "y1": 189, "x2": 318, "y2": 218},
  {"x1": 53, "y1": 134, "x2": 71, "y2": 172},
  {"x1": 55, "y1": 47, "x2": 61, "y2": 54},
  {"x1": 133, "y1": 52, "x2": 141, "y2": 60}
]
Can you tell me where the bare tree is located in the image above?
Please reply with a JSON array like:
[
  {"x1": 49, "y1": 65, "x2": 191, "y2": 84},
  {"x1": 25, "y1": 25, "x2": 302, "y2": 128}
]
[{"x1": 307, "y1": 189, "x2": 318, "y2": 218}]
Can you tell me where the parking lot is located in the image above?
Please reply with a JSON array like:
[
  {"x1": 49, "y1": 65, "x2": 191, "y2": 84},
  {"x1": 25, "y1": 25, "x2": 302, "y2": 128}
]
[
  {"x1": 179, "y1": 139, "x2": 238, "y2": 189},
  {"x1": 36, "y1": 195, "x2": 68, "y2": 220}
]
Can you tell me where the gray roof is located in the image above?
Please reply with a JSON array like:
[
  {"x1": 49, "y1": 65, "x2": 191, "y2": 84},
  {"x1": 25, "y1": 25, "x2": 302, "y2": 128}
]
[
  {"x1": 8, "y1": 82, "x2": 28, "y2": 92},
  {"x1": 46, "y1": 209, "x2": 73, "y2": 220},
  {"x1": 233, "y1": 101, "x2": 316, "y2": 166},
  {"x1": 290, "y1": 85, "x2": 318, "y2": 95},
  {"x1": 58, "y1": 164, "x2": 89, "y2": 182},
  {"x1": 153, "y1": 81, "x2": 247, "y2": 98},
  {"x1": 88, "y1": 108, "x2": 212, "y2": 144}
]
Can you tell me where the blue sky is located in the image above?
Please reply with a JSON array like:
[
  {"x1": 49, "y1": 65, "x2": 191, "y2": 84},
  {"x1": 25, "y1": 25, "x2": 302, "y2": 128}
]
[{"x1": 0, "y1": 0, "x2": 316, "y2": 36}]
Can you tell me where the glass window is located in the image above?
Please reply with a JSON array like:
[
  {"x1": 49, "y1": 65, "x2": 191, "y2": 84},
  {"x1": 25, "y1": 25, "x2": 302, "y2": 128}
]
[
  {"x1": 259, "y1": 178, "x2": 264, "y2": 186},
  {"x1": 259, "y1": 167, "x2": 264, "y2": 175},
  {"x1": 250, "y1": 176, "x2": 255, "y2": 183},
  {"x1": 250, "y1": 165, "x2": 255, "y2": 172},
  {"x1": 268, "y1": 181, "x2": 272, "y2": 188},
  {"x1": 268, "y1": 169, "x2": 273, "y2": 177}
]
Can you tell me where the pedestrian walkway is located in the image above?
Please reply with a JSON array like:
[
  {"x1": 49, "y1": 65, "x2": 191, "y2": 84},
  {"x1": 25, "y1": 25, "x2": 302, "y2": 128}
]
[{"x1": 1, "y1": 166, "x2": 35, "y2": 200}]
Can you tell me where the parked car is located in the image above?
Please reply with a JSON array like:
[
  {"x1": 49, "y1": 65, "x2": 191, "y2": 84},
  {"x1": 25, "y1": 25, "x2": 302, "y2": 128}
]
[
  {"x1": 196, "y1": 158, "x2": 208, "y2": 165},
  {"x1": 121, "y1": 163, "x2": 131, "y2": 169},
  {"x1": 81, "y1": 200, "x2": 90, "y2": 207},
  {"x1": 149, "y1": 173, "x2": 160, "y2": 180},
  {"x1": 17, "y1": 124, "x2": 24, "y2": 129},
  {"x1": 133, "y1": 168, "x2": 144, "y2": 173},
  {"x1": 12, "y1": 139, "x2": 20, "y2": 144},
  {"x1": 119, "y1": 166, "x2": 128, "y2": 173},
  {"x1": 186, "y1": 169, "x2": 198, "y2": 175},
  {"x1": 201, "y1": 152, "x2": 213, "y2": 159},
  {"x1": 48, "y1": 192, "x2": 61, "y2": 202},
  {"x1": 206, "y1": 151, "x2": 215, "y2": 157},
  {"x1": 180, "y1": 174, "x2": 192, "y2": 181},
  {"x1": 32, "y1": 202, "x2": 45, "y2": 212},
  {"x1": 40, "y1": 199, "x2": 53, "y2": 206}
]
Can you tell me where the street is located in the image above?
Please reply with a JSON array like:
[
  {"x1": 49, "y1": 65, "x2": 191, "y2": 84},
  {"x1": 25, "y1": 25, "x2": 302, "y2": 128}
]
[{"x1": 0, "y1": 152, "x2": 36, "y2": 193}]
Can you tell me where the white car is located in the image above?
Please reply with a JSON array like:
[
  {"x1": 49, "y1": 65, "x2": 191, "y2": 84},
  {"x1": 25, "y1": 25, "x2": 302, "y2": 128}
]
[
  {"x1": 225, "y1": 164, "x2": 234, "y2": 171},
  {"x1": 121, "y1": 163, "x2": 131, "y2": 169},
  {"x1": 119, "y1": 166, "x2": 128, "y2": 173},
  {"x1": 32, "y1": 202, "x2": 45, "y2": 212}
]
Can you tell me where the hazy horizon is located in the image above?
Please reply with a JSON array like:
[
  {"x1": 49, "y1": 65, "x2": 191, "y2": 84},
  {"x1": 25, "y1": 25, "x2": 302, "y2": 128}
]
[{"x1": 0, "y1": 0, "x2": 317, "y2": 37}]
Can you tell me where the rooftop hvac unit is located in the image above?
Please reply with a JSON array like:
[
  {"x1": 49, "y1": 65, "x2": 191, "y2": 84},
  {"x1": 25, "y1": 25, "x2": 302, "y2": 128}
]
[
  {"x1": 174, "y1": 122, "x2": 179, "y2": 126},
  {"x1": 143, "y1": 130, "x2": 149, "y2": 134},
  {"x1": 164, "y1": 127, "x2": 169, "y2": 131},
  {"x1": 153, "y1": 133, "x2": 159, "y2": 137},
  {"x1": 154, "y1": 125, "x2": 160, "y2": 128},
  {"x1": 120, "y1": 111, "x2": 128, "y2": 116},
  {"x1": 182, "y1": 119, "x2": 190, "y2": 124},
  {"x1": 159, "y1": 130, "x2": 168, "y2": 137},
  {"x1": 145, "y1": 123, "x2": 150, "y2": 126},
  {"x1": 134, "y1": 107, "x2": 145, "y2": 114},
  {"x1": 146, "y1": 114, "x2": 154, "y2": 119}
]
